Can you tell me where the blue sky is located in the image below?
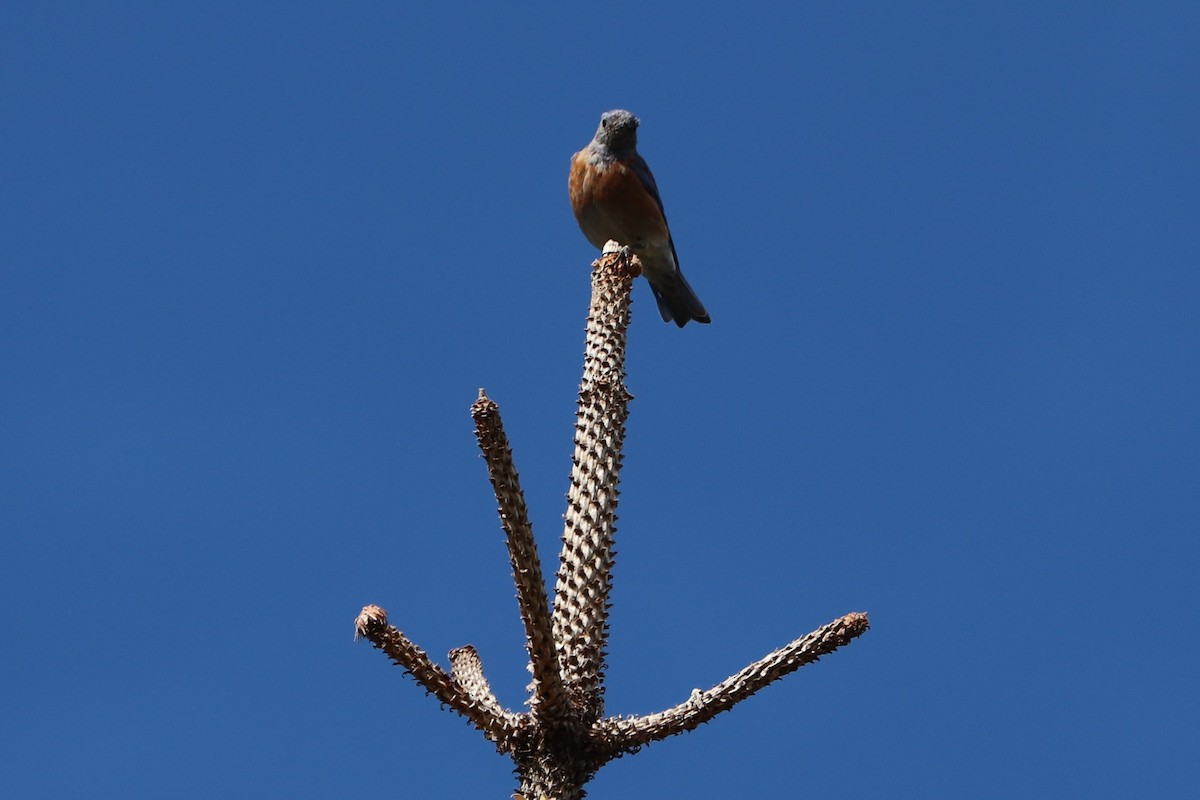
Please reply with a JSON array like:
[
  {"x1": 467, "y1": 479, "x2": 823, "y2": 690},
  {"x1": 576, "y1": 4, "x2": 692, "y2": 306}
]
[{"x1": 2, "y1": 2, "x2": 1196, "y2": 797}]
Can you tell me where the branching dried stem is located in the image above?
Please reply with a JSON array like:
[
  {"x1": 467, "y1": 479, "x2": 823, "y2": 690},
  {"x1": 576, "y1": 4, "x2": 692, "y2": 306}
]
[
  {"x1": 356, "y1": 243, "x2": 870, "y2": 799},
  {"x1": 591, "y1": 612, "x2": 870, "y2": 756},
  {"x1": 471, "y1": 390, "x2": 569, "y2": 721},
  {"x1": 449, "y1": 645, "x2": 523, "y2": 731},
  {"x1": 353, "y1": 605, "x2": 516, "y2": 742}
]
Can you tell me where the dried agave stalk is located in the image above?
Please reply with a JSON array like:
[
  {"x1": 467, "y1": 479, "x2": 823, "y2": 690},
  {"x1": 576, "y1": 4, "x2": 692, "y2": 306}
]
[{"x1": 356, "y1": 243, "x2": 869, "y2": 799}]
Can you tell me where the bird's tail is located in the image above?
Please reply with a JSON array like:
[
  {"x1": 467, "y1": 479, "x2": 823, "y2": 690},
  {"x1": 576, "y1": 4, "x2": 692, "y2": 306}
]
[{"x1": 651, "y1": 271, "x2": 711, "y2": 328}]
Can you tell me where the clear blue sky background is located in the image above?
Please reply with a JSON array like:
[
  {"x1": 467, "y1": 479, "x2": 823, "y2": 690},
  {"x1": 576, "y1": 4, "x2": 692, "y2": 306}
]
[{"x1": 2, "y1": 3, "x2": 1196, "y2": 798}]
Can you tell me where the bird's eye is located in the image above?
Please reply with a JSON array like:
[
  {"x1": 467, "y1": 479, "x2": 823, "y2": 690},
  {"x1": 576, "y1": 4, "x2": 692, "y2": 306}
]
[{"x1": 601, "y1": 117, "x2": 608, "y2": 128}]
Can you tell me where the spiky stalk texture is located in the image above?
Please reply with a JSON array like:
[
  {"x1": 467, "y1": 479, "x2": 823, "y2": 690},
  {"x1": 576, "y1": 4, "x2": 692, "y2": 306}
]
[
  {"x1": 592, "y1": 612, "x2": 871, "y2": 756},
  {"x1": 550, "y1": 242, "x2": 636, "y2": 722},
  {"x1": 471, "y1": 390, "x2": 569, "y2": 721},
  {"x1": 356, "y1": 244, "x2": 870, "y2": 800},
  {"x1": 449, "y1": 645, "x2": 522, "y2": 730},
  {"x1": 354, "y1": 605, "x2": 520, "y2": 744}
]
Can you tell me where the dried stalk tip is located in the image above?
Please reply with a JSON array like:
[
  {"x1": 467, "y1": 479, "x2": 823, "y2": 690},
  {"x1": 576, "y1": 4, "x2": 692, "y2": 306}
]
[
  {"x1": 472, "y1": 388, "x2": 497, "y2": 418},
  {"x1": 598, "y1": 241, "x2": 642, "y2": 276},
  {"x1": 354, "y1": 604, "x2": 388, "y2": 640},
  {"x1": 842, "y1": 612, "x2": 870, "y2": 637}
]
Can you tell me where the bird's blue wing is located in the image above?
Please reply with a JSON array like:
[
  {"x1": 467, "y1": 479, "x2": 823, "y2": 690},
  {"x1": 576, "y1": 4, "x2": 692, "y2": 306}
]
[{"x1": 629, "y1": 154, "x2": 668, "y2": 223}]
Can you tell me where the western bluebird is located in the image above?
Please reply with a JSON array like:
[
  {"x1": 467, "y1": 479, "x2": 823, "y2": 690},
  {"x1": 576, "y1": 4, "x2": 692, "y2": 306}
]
[{"x1": 568, "y1": 109, "x2": 710, "y2": 327}]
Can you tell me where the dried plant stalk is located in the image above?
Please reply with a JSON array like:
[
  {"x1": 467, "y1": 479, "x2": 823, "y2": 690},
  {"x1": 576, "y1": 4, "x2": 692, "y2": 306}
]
[
  {"x1": 592, "y1": 612, "x2": 870, "y2": 756},
  {"x1": 357, "y1": 243, "x2": 869, "y2": 800},
  {"x1": 471, "y1": 390, "x2": 569, "y2": 721},
  {"x1": 550, "y1": 243, "x2": 637, "y2": 722}
]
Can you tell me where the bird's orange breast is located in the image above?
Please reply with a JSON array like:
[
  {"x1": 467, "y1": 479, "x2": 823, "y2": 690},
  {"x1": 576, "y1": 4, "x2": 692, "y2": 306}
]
[{"x1": 569, "y1": 154, "x2": 670, "y2": 251}]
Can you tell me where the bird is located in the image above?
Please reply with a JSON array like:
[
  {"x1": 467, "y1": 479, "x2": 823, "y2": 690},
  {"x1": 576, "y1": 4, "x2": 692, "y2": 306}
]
[{"x1": 568, "y1": 109, "x2": 710, "y2": 327}]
